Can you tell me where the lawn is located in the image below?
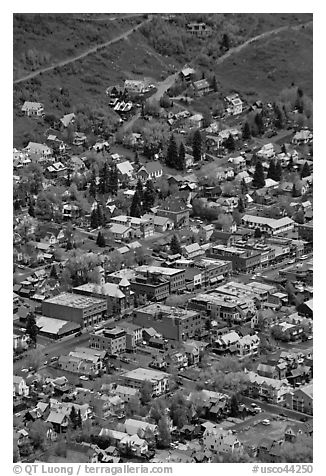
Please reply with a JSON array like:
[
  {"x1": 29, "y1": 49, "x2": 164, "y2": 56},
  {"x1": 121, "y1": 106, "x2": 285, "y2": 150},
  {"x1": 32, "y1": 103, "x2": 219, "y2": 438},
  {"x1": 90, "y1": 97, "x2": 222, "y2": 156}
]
[
  {"x1": 236, "y1": 417, "x2": 291, "y2": 446},
  {"x1": 46, "y1": 449, "x2": 90, "y2": 463}
]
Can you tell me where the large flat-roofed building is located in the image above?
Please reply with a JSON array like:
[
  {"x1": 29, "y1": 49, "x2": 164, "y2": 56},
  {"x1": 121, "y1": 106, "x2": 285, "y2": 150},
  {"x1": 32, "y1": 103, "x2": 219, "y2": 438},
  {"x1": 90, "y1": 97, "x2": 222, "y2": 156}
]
[
  {"x1": 73, "y1": 280, "x2": 134, "y2": 316},
  {"x1": 214, "y1": 281, "x2": 276, "y2": 303},
  {"x1": 242, "y1": 215, "x2": 294, "y2": 236},
  {"x1": 189, "y1": 292, "x2": 256, "y2": 324},
  {"x1": 132, "y1": 265, "x2": 185, "y2": 298},
  {"x1": 90, "y1": 327, "x2": 126, "y2": 355},
  {"x1": 42, "y1": 293, "x2": 107, "y2": 328},
  {"x1": 208, "y1": 244, "x2": 261, "y2": 272},
  {"x1": 133, "y1": 303, "x2": 203, "y2": 341},
  {"x1": 121, "y1": 368, "x2": 170, "y2": 396}
]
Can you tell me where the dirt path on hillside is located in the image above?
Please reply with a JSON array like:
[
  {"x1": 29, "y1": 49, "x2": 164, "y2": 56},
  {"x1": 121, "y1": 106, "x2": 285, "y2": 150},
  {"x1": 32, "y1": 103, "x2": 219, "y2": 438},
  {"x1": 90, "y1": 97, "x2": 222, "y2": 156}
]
[
  {"x1": 13, "y1": 18, "x2": 152, "y2": 85},
  {"x1": 215, "y1": 21, "x2": 312, "y2": 66}
]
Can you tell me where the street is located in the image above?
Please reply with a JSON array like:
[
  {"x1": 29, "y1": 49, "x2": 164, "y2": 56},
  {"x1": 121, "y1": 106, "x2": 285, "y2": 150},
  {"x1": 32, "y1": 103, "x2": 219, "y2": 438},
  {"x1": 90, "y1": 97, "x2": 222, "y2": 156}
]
[{"x1": 240, "y1": 395, "x2": 312, "y2": 422}]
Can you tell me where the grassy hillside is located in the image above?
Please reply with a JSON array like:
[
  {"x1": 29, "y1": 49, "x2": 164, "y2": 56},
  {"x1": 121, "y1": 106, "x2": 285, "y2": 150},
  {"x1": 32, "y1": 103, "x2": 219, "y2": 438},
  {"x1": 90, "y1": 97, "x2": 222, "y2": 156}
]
[
  {"x1": 13, "y1": 13, "x2": 140, "y2": 80},
  {"x1": 213, "y1": 23, "x2": 313, "y2": 101},
  {"x1": 13, "y1": 13, "x2": 312, "y2": 147}
]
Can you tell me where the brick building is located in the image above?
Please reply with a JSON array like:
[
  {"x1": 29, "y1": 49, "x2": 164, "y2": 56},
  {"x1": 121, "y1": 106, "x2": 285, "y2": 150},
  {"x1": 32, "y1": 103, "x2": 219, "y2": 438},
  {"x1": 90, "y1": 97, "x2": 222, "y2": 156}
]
[
  {"x1": 42, "y1": 293, "x2": 107, "y2": 328},
  {"x1": 133, "y1": 303, "x2": 204, "y2": 341}
]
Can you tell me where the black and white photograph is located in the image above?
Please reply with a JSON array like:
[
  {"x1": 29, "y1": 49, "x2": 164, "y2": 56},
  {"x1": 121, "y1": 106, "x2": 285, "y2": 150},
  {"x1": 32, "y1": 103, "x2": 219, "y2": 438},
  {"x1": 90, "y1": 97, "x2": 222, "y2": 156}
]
[{"x1": 11, "y1": 3, "x2": 316, "y2": 470}]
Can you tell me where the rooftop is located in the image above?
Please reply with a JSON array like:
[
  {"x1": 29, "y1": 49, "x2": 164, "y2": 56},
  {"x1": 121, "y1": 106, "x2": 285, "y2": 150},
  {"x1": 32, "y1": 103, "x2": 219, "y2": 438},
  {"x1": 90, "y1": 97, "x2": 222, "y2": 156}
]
[
  {"x1": 123, "y1": 367, "x2": 169, "y2": 382},
  {"x1": 43, "y1": 293, "x2": 106, "y2": 309},
  {"x1": 138, "y1": 303, "x2": 198, "y2": 320},
  {"x1": 135, "y1": 265, "x2": 183, "y2": 276}
]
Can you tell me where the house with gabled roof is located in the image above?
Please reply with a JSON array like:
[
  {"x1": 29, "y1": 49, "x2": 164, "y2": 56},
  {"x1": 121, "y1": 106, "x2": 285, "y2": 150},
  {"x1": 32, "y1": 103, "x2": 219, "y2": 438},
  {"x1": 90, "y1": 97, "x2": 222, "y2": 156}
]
[
  {"x1": 137, "y1": 162, "x2": 163, "y2": 182},
  {"x1": 21, "y1": 101, "x2": 44, "y2": 117}
]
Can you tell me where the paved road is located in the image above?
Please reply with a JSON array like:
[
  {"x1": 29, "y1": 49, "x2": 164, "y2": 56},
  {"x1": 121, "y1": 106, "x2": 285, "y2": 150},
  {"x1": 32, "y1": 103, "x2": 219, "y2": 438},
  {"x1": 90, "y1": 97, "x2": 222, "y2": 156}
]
[
  {"x1": 13, "y1": 18, "x2": 152, "y2": 84},
  {"x1": 121, "y1": 72, "x2": 179, "y2": 133},
  {"x1": 241, "y1": 396, "x2": 312, "y2": 422}
]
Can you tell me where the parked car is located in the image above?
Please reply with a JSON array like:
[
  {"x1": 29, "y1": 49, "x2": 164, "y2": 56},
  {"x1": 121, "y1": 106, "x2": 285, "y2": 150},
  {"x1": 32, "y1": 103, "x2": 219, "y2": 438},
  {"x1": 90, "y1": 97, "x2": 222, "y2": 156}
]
[
  {"x1": 79, "y1": 375, "x2": 89, "y2": 381},
  {"x1": 262, "y1": 419, "x2": 271, "y2": 425}
]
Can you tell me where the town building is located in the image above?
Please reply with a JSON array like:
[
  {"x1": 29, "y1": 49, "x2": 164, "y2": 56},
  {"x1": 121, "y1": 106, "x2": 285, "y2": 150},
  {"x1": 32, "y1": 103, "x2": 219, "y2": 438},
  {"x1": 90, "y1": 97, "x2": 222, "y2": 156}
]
[
  {"x1": 42, "y1": 293, "x2": 107, "y2": 328},
  {"x1": 133, "y1": 303, "x2": 204, "y2": 341},
  {"x1": 189, "y1": 292, "x2": 256, "y2": 324},
  {"x1": 90, "y1": 327, "x2": 126, "y2": 355},
  {"x1": 110, "y1": 215, "x2": 154, "y2": 238},
  {"x1": 246, "y1": 371, "x2": 291, "y2": 404},
  {"x1": 284, "y1": 384, "x2": 313, "y2": 415},
  {"x1": 156, "y1": 199, "x2": 190, "y2": 228},
  {"x1": 208, "y1": 244, "x2": 261, "y2": 272},
  {"x1": 121, "y1": 368, "x2": 169, "y2": 396},
  {"x1": 133, "y1": 265, "x2": 185, "y2": 296},
  {"x1": 242, "y1": 215, "x2": 294, "y2": 236},
  {"x1": 73, "y1": 280, "x2": 134, "y2": 317}
]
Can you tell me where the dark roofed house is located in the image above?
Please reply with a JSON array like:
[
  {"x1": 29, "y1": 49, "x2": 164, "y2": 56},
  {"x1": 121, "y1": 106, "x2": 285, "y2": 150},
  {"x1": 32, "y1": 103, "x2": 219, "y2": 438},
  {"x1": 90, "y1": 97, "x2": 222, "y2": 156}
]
[{"x1": 137, "y1": 162, "x2": 163, "y2": 182}]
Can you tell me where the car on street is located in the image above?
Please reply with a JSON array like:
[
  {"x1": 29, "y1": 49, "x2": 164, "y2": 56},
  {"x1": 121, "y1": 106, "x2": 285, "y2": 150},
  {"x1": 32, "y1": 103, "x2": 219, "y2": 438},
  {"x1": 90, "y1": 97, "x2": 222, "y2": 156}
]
[{"x1": 79, "y1": 375, "x2": 89, "y2": 381}]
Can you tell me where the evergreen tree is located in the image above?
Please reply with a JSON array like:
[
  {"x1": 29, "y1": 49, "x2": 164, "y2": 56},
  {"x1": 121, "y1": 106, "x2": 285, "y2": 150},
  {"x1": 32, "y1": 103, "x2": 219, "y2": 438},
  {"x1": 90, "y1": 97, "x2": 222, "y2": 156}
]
[
  {"x1": 96, "y1": 204, "x2": 105, "y2": 227},
  {"x1": 254, "y1": 227, "x2": 262, "y2": 238},
  {"x1": 108, "y1": 165, "x2": 119, "y2": 195},
  {"x1": 238, "y1": 197, "x2": 245, "y2": 213},
  {"x1": 134, "y1": 151, "x2": 139, "y2": 167},
  {"x1": 274, "y1": 160, "x2": 282, "y2": 181},
  {"x1": 26, "y1": 312, "x2": 38, "y2": 346},
  {"x1": 66, "y1": 170, "x2": 71, "y2": 187},
  {"x1": 50, "y1": 265, "x2": 58, "y2": 279},
  {"x1": 211, "y1": 75, "x2": 218, "y2": 92},
  {"x1": 70, "y1": 406, "x2": 77, "y2": 429},
  {"x1": 178, "y1": 142, "x2": 186, "y2": 171},
  {"x1": 99, "y1": 162, "x2": 109, "y2": 195},
  {"x1": 224, "y1": 133, "x2": 235, "y2": 151},
  {"x1": 242, "y1": 122, "x2": 251, "y2": 141},
  {"x1": 300, "y1": 162, "x2": 310, "y2": 179},
  {"x1": 273, "y1": 104, "x2": 284, "y2": 129},
  {"x1": 143, "y1": 180, "x2": 156, "y2": 212},
  {"x1": 96, "y1": 231, "x2": 106, "y2": 247},
  {"x1": 89, "y1": 169, "x2": 97, "y2": 198},
  {"x1": 254, "y1": 112, "x2": 265, "y2": 135},
  {"x1": 281, "y1": 143, "x2": 287, "y2": 154},
  {"x1": 130, "y1": 190, "x2": 142, "y2": 218},
  {"x1": 28, "y1": 202, "x2": 35, "y2": 217},
  {"x1": 287, "y1": 156, "x2": 294, "y2": 171},
  {"x1": 136, "y1": 179, "x2": 143, "y2": 202},
  {"x1": 267, "y1": 160, "x2": 276, "y2": 179},
  {"x1": 240, "y1": 178, "x2": 248, "y2": 195},
  {"x1": 77, "y1": 409, "x2": 82, "y2": 428},
  {"x1": 90, "y1": 208, "x2": 99, "y2": 229},
  {"x1": 252, "y1": 160, "x2": 265, "y2": 188},
  {"x1": 292, "y1": 183, "x2": 301, "y2": 197},
  {"x1": 170, "y1": 235, "x2": 182, "y2": 255},
  {"x1": 66, "y1": 240, "x2": 73, "y2": 251},
  {"x1": 220, "y1": 33, "x2": 230, "y2": 50},
  {"x1": 166, "y1": 134, "x2": 178, "y2": 168},
  {"x1": 230, "y1": 394, "x2": 239, "y2": 417},
  {"x1": 192, "y1": 129, "x2": 202, "y2": 162},
  {"x1": 157, "y1": 417, "x2": 171, "y2": 448}
]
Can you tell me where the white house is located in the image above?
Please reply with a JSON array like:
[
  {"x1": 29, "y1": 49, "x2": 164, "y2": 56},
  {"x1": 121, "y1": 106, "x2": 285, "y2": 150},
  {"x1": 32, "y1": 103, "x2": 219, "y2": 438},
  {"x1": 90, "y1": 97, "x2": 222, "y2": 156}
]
[
  {"x1": 21, "y1": 101, "x2": 44, "y2": 117},
  {"x1": 225, "y1": 94, "x2": 243, "y2": 115},
  {"x1": 13, "y1": 376, "x2": 29, "y2": 397},
  {"x1": 203, "y1": 426, "x2": 243, "y2": 454}
]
